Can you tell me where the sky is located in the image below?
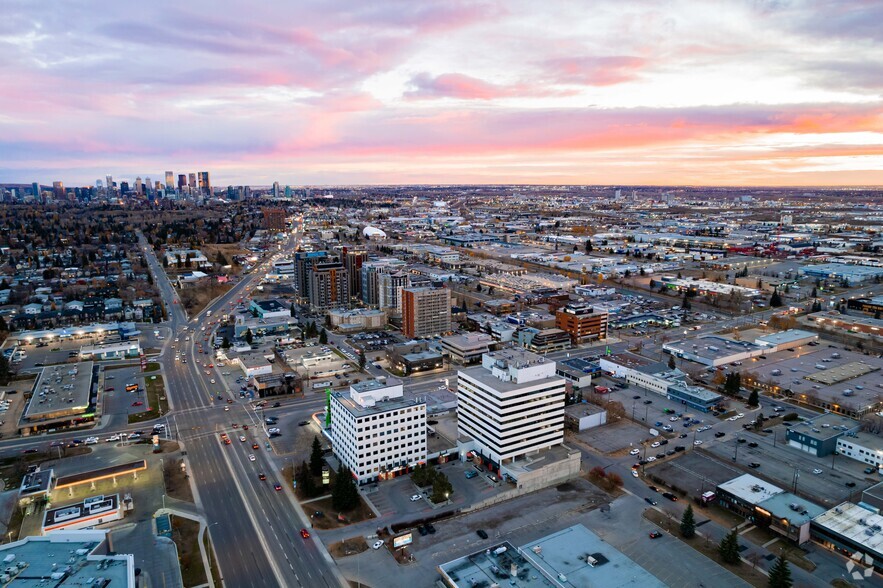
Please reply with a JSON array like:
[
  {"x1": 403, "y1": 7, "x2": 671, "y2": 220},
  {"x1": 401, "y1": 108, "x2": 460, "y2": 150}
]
[{"x1": 2, "y1": 0, "x2": 883, "y2": 187}]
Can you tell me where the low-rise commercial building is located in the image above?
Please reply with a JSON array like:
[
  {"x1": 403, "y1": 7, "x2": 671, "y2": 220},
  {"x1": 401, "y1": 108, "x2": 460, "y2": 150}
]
[
  {"x1": 717, "y1": 474, "x2": 823, "y2": 545},
  {"x1": 812, "y1": 502, "x2": 883, "y2": 572},
  {"x1": 0, "y1": 529, "x2": 135, "y2": 587},
  {"x1": 330, "y1": 378, "x2": 427, "y2": 485},
  {"x1": 564, "y1": 402, "x2": 607, "y2": 431},
  {"x1": 386, "y1": 342, "x2": 444, "y2": 375},
  {"x1": 599, "y1": 353, "x2": 675, "y2": 395},
  {"x1": 517, "y1": 327, "x2": 571, "y2": 353},
  {"x1": 837, "y1": 431, "x2": 883, "y2": 470},
  {"x1": 666, "y1": 382, "x2": 722, "y2": 412},
  {"x1": 663, "y1": 335, "x2": 766, "y2": 367},
  {"x1": 440, "y1": 333, "x2": 494, "y2": 365},
  {"x1": 555, "y1": 356, "x2": 600, "y2": 391},
  {"x1": 754, "y1": 329, "x2": 818, "y2": 352},
  {"x1": 786, "y1": 413, "x2": 860, "y2": 457},
  {"x1": 22, "y1": 362, "x2": 97, "y2": 434},
  {"x1": 78, "y1": 341, "x2": 140, "y2": 360}
]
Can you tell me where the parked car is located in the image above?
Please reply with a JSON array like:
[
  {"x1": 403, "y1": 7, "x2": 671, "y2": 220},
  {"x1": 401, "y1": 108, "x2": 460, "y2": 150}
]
[
  {"x1": 410, "y1": 494, "x2": 422, "y2": 502},
  {"x1": 372, "y1": 540, "x2": 385, "y2": 549},
  {"x1": 662, "y1": 492, "x2": 678, "y2": 502},
  {"x1": 476, "y1": 530, "x2": 488, "y2": 539},
  {"x1": 649, "y1": 530, "x2": 663, "y2": 539}
]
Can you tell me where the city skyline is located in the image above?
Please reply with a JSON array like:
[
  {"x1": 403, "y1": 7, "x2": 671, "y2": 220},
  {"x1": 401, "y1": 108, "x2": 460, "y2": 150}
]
[{"x1": 2, "y1": 0, "x2": 882, "y2": 186}]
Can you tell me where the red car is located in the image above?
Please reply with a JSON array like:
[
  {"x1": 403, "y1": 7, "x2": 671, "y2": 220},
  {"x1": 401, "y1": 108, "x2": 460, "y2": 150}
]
[
  {"x1": 132, "y1": 401, "x2": 143, "y2": 407},
  {"x1": 232, "y1": 423, "x2": 238, "y2": 429},
  {"x1": 649, "y1": 530, "x2": 662, "y2": 539},
  {"x1": 105, "y1": 387, "x2": 115, "y2": 392},
  {"x1": 274, "y1": 483, "x2": 282, "y2": 492},
  {"x1": 252, "y1": 443, "x2": 259, "y2": 450},
  {"x1": 300, "y1": 528, "x2": 310, "y2": 539},
  {"x1": 242, "y1": 424, "x2": 249, "y2": 430},
  {"x1": 258, "y1": 473, "x2": 267, "y2": 481}
]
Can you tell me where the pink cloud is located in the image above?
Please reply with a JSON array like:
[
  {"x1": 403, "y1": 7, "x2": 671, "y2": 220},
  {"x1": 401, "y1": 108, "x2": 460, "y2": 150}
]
[{"x1": 543, "y1": 55, "x2": 648, "y2": 86}]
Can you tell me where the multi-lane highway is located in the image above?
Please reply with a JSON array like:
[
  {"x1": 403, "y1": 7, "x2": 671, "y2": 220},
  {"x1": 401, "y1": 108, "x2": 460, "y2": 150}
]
[{"x1": 139, "y1": 226, "x2": 346, "y2": 588}]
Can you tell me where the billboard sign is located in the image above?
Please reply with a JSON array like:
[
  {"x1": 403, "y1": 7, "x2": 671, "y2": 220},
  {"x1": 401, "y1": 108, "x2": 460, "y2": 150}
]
[{"x1": 393, "y1": 533, "x2": 413, "y2": 549}]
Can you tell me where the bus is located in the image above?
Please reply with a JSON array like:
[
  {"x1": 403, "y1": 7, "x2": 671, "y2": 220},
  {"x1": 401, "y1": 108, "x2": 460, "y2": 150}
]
[{"x1": 312, "y1": 381, "x2": 332, "y2": 390}]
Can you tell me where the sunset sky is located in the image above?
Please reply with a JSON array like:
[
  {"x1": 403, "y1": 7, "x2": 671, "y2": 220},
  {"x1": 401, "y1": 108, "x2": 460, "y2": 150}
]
[{"x1": 2, "y1": 0, "x2": 882, "y2": 186}]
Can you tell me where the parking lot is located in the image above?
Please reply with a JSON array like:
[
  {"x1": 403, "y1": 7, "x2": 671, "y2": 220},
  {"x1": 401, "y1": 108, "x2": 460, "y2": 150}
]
[
  {"x1": 703, "y1": 424, "x2": 874, "y2": 507},
  {"x1": 576, "y1": 419, "x2": 651, "y2": 454},
  {"x1": 363, "y1": 460, "x2": 507, "y2": 520},
  {"x1": 101, "y1": 365, "x2": 152, "y2": 426}
]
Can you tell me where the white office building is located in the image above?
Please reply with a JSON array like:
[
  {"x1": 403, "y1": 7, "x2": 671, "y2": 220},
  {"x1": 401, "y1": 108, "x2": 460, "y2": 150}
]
[
  {"x1": 457, "y1": 349, "x2": 565, "y2": 466},
  {"x1": 330, "y1": 378, "x2": 427, "y2": 485}
]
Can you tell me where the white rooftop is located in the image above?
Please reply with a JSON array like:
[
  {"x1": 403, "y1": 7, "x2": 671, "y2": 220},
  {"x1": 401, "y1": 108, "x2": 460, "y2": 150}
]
[{"x1": 718, "y1": 473, "x2": 784, "y2": 505}]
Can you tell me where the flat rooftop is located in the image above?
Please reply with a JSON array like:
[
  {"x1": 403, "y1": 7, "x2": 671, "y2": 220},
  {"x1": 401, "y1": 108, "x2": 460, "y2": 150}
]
[
  {"x1": 351, "y1": 377, "x2": 403, "y2": 394},
  {"x1": 668, "y1": 336, "x2": 764, "y2": 360},
  {"x1": 24, "y1": 362, "x2": 94, "y2": 421},
  {"x1": 606, "y1": 352, "x2": 655, "y2": 369},
  {"x1": 332, "y1": 391, "x2": 421, "y2": 418},
  {"x1": 805, "y1": 362, "x2": 879, "y2": 386},
  {"x1": 814, "y1": 502, "x2": 883, "y2": 556},
  {"x1": 0, "y1": 530, "x2": 133, "y2": 587},
  {"x1": 757, "y1": 492, "x2": 827, "y2": 527},
  {"x1": 556, "y1": 356, "x2": 600, "y2": 377},
  {"x1": 755, "y1": 329, "x2": 817, "y2": 346},
  {"x1": 787, "y1": 413, "x2": 859, "y2": 440},
  {"x1": 439, "y1": 525, "x2": 665, "y2": 588},
  {"x1": 718, "y1": 473, "x2": 783, "y2": 505},
  {"x1": 841, "y1": 431, "x2": 883, "y2": 453},
  {"x1": 459, "y1": 364, "x2": 560, "y2": 394}
]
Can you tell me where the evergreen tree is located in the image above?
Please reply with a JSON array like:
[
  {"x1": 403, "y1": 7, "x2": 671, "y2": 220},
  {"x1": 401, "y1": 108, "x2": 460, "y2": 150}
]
[
  {"x1": 0, "y1": 354, "x2": 9, "y2": 386},
  {"x1": 310, "y1": 436, "x2": 324, "y2": 476},
  {"x1": 680, "y1": 504, "x2": 696, "y2": 539},
  {"x1": 221, "y1": 336, "x2": 230, "y2": 349},
  {"x1": 748, "y1": 389, "x2": 759, "y2": 406},
  {"x1": 770, "y1": 289, "x2": 783, "y2": 308},
  {"x1": 319, "y1": 328, "x2": 328, "y2": 344},
  {"x1": 668, "y1": 355, "x2": 676, "y2": 370},
  {"x1": 332, "y1": 464, "x2": 358, "y2": 511},
  {"x1": 245, "y1": 329, "x2": 253, "y2": 344},
  {"x1": 359, "y1": 351, "x2": 366, "y2": 371},
  {"x1": 682, "y1": 292, "x2": 691, "y2": 311},
  {"x1": 767, "y1": 554, "x2": 793, "y2": 588},
  {"x1": 719, "y1": 529, "x2": 741, "y2": 564},
  {"x1": 297, "y1": 460, "x2": 316, "y2": 498},
  {"x1": 431, "y1": 473, "x2": 454, "y2": 503}
]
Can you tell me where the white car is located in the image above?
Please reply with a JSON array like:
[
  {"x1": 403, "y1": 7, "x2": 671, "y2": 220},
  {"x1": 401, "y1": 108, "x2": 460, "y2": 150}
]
[
  {"x1": 248, "y1": 454, "x2": 256, "y2": 462},
  {"x1": 813, "y1": 469, "x2": 823, "y2": 475},
  {"x1": 239, "y1": 435, "x2": 246, "y2": 442},
  {"x1": 210, "y1": 379, "x2": 216, "y2": 384},
  {"x1": 268, "y1": 427, "x2": 281, "y2": 434},
  {"x1": 736, "y1": 413, "x2": 745, "y2": 419},
  {"x1": 669, "y1": 417, "x2": 679, "y2": 422},
  {"x1": 629, "y1": 448, "x2": 641, "y2": 456},
  {"x1": 372, "y1": 540, "x2": 384, "y2": 550},
  {"x1": 651, "y1": 441, "x2": 661, "y2": 448},
  {"x1": 409, "y1": 494, "x2": 422, "y2": 502},
  {"x1": 646, "y1": 456, "x2": 657, "y2": 462},
  {"x1": 84, "y1": 437, "x2": 99, "y2": 445},
  {"x1": 106, "y1": 435, "x2": 121, "y2": 442},
  {"x1": 694, "y1": 440, "x2": 703, "y2": 446}
]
